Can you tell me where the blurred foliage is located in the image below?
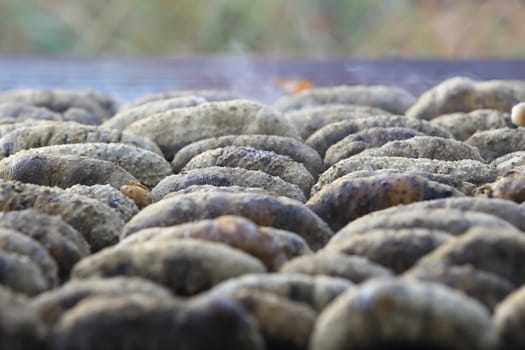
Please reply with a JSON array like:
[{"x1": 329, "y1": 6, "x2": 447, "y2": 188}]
[{"x1": 0, "y1": 0, "x2": 524, "y2": 56}]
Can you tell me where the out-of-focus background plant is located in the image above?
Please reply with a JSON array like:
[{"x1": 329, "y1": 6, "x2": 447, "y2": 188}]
[{"x1": 0, "y1": 0, "x2": 524, "y2": 57}]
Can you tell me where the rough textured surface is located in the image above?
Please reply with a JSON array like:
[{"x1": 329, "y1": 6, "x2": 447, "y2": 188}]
[
  {"x1": 0, "y1": 228, "x2": 59, "y2": 289},
  {"x1": 0, "y1": 286, "x2": 47, "y2": 350},
  {"x1": 431, "y1": 109, "x2": 513, "y2": 141},
  {"x1": 0, "y1": 119, "x2": 58, "y2": 138},
  {"x1": 324, "y1": 127, "x2": 424, "y2": 167},
  {"x1": 313, "y1": 169, "x2": 476, "y2": 196},
  {"x1": 406, "y1": 265, "x2": 514, "y2": 311},
  {"x1": 66, "y1": 184, "x2": 138, "y2": 222},
  {"x1": 208, "y1": 273, "x2": 352, "y2": 312},
  {"x1": 124, "y1": 100, "x2": 301, "y2": 161},
  {"x1": 332, "y1": 208, "x2": 519, "y2": 243},
  {"x1": 257, "y1": 227, "x2": 312, "y2": 260},
  {"x1": 316, "y1": 156, "x2": 497, "y2": 187},
  {"x1": 325, "y1": 228, "x2": 453, "y2": 274},
  {"x1": 279, "y1": 252, "x2": 392, "y2": 283},
  {"x1": 50, "y1": 294, "x2": 265, "y2": 350},
  {"x1": 477, "y1": 166, "x2": 525, "y2": 203},
  {"x1": 0, "y1": 102, "x2": 63, "y2": 121},
  {"x1": 182, "y1": 146, "x2": 314, "y2": 195},
  {"x1": 25, "y1": 143, "x2": 172, "y2": 187},
  {"x1": 72, "y1": 239, "x2": 266, "y2": 296},
  {"x1": 274, "y1": 85, "x2": 416, "y2": 114},
  {"x1": 126, "y1": 89, "x2": 238, "y2": 108},
  {"x1": 307, "y1": 173, "x2": 463, "y2": 231},
  {"x1": 0, "y1": 153, "x2": 137, "y2": 190},
  {"x1": 102, "y1": 95, "x2": 207, "y2": 130},
  {"x1": 407, "y1": 77, "x2": 520, "y2": 120},
  {"x1": 493, "y1": 151, "x2": 525, "y2": 175},
  {"x1": 163, "y1": 184, "x2": 273, "y2": 200},
  {"x1": 361, "y1": 197, "x2": 525, "y2": 232},
  {"x1": 0, "y1": 209, "x2": 89, "y2": 280},
  {"x1": 0, "y1": 179, "x2": 123, "y2": 252},
  {"x1": 0, "y1": 121, "x2": 162, "y2": 159},
  {"x1": 358, "y1": 135, "x2": 486, "y2": 162},
  {"x1": 410, "y1": 228, "x2": 525, "y2": 287},
  {"x1": 306, "y1": 115, "x2": 453, "y2": 156},
  {"x1": 0, "y1": 88, "x2": 118, "y2": 123},
  {"x1": 284, "y1": 104, "x2": 392, "y2": 139},
  {"x1": 172, "y1": 134, "x2": 323, "y2": 177},
  {"x1": 494, "y1": 285, "x2": 525, "y2": 350},
  {"x1": 0, "y1": 249, "x2": 48, "y2": 295},
  {"x1": 122, "y1": 191, "x2": 333, "y2": 251},
  {"x1": 466, "y1": 128, "x2": 525, "y2": 161},
  {"x1": 310, "y1": 278, "x2": 497, "y2": 350},
  {"x1": 228, "y1": 290, "x2": 316, "y2": 350},
  {"x1": 119, "y1": 216, "x2": 289, "y2": 271},
  {"x1": 31, "y1": 277, "x2": 174, "y2": 325},
  {"x1": 152, "y1": 167, "x2": 306, "y2": 203}
]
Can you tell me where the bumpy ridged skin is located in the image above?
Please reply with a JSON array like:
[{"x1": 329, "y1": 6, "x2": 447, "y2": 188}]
[
  {"x1": 310, "y1": 279, "x2": 497, "y2": 350},
  {"x1": 279, "y1": 252, "x2": 392, "y2": 283},
  {"x1": 410, "y1": 228, "x2": 525, "y2": 287},
  {"x1": 284, "y1": 104, "x2": 392, "y2": 139},
  {"x1": 316, "y1": 156, "x2": 496, "y2": 189},
  {"x1": 72, "y1": 239, "x2": 266, "y2": 296},
  {"x1": 172, "y1": 134, "x2": 323, "y2": 177},
  {"x1": 163, "y1": 184, "x2": 274, "y2": 200},
  {"x1": 23, "y1": 143, "x2": 172, "y2": 187},
  {"x1": 315, "y1": 169, "x2": 476, "y2": 196},
  {"x1": 122, "y1": 192, "x2": 333, "y2": 251},
  {"x1": 477, "y1": 166, "x2": 525, "y2": 203},
  {"x1": 359, "y1": 136, "x2": 486, "y2": 162},
  {"x1": 466, "y1": 128, "x2": 525, "y2": 161},
  {"x1": 102, "y1": 96, "x2": 207, "y2": 130},
  {"x1": 124, "y1": 100, "x2": 301, "y2": 161},
  {"x1": 151, "y1": 167, "x2": 306, "y2": 203},
  {"x1": 31, "y1": 277, "x2": 174, "y2": 325},
  {"x1": 306, "y1": 115, "x2": 453, "y2": 156},
  {"x1": 493, "y1": 151, "x2": 525, "y2": 175},
  {"x1": 356, "y1": 196, "x2": 525, "y2": 232},
  {"x1": 0, "y1": 209, "x2": 89, "y2": 280},
  {"x1": 0, "y1": 179, "x2": 123, "y2": 252},
  {"x1": 0, "y1": 153, "x2": 137, "y2": 190},
  {"x1": 208, "y1": 273, "x2": 352, "y2": 312},
  {"x1": 332, "y1": 208, "x2": 519, "y2": 244},
  {"x1": 0, "y1": 119, "x2": 58, "y2": 138},
  {"x1": 51, "y1": 294, "x2": 264, "y2": 350},
  {"x1": 494, "y1": 285, "x2": 525, "y2": 350},
  {"x1": 273, "y1": 85, "x2": 416, "y2": 114},
  {"x1": 307, "y1": 173, "x2": 463, "y2": 231},
  {"x1": 0, "y1": 121, "x2": 162, "y2": 159},
  {"x1": 407, "y1": 77, "x2": 520, "y2": 120},
  {"x1": 0, "y1": 228, "x2": 59, "y2": 289},
  {"x1": 431, "y1": 109, "x2": 514, "y2": 141},
  {"x1": 406, "y1": 265, "x2": 514, "y2": 311},
  {"x1": 0, "y1": 286, "x2": 47, "y2": 350},
  {"x1": 119, "y1": 216, "x2": 289, "y2": 271},
  {"x1": 126, "y1": 89, "x2": 239, "y2": 108},
  {"x1": 0, "y1": 250, "x2": 48, "y2": 295},
  {"x1": 0, "y1": 88, "x2": 118, "y2": 122},
  {"x1": 324, "y1": 127, "x2": 424, "y2": 167},
  {"x1": 60, "y1": 107, "x2": 101, "y2": 125},
  {"x1": 324, "y1": 228, "x2": 453, "y2": 274},
  {"x1": 227, "y1": 290, "x2": 316, "y2": 350},
  {"x1": 257, "y1": 227, "x2": 312, "y2": 260},
  {"x1": 182, "y1": 146, "x2": 314, "y2": 195},
  {"x1": 66, "y1": 184, "x2": 138, "y2": 222},
  {"x1": 0, "y1": 102, "x2": 63, "y2": 121}
]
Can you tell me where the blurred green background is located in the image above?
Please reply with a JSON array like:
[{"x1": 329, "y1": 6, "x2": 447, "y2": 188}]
[{"x1": 0, "y1": 0, "x2": 524, "y2": 57}]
